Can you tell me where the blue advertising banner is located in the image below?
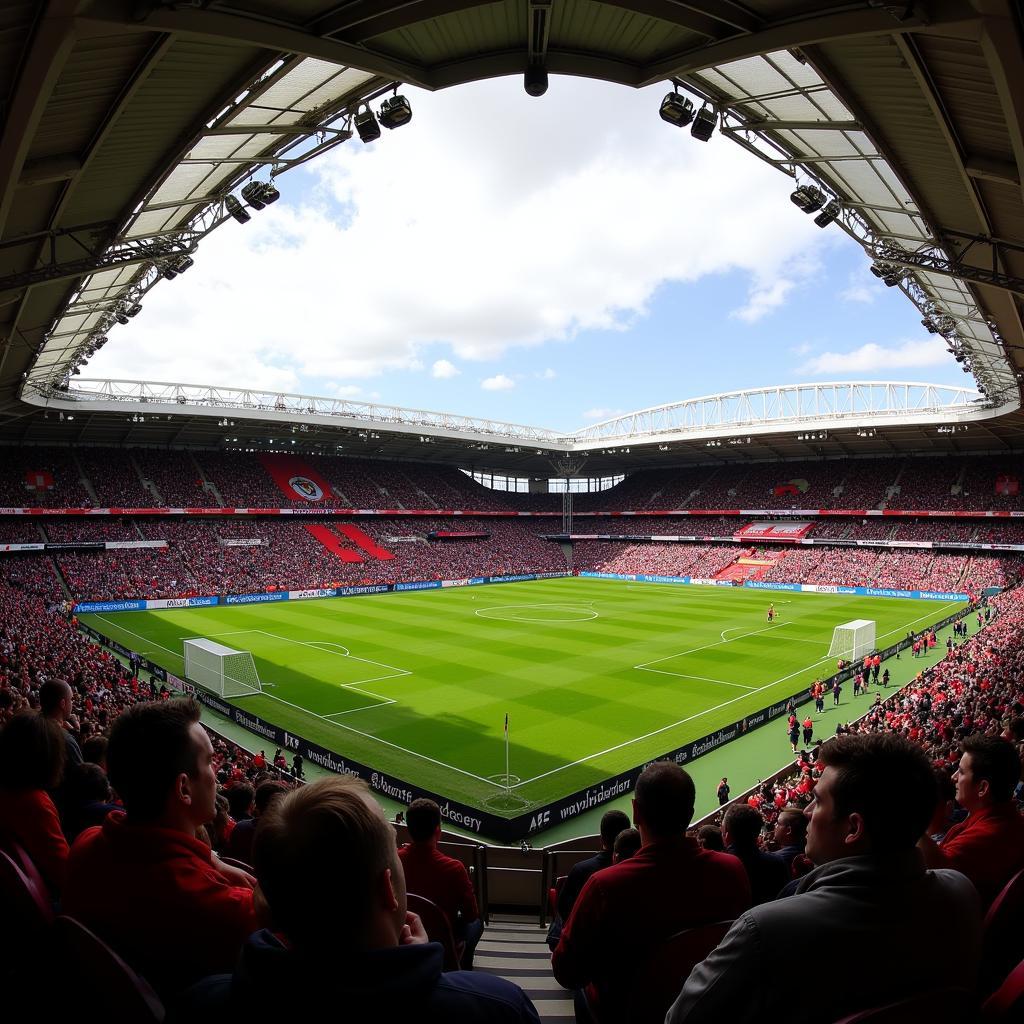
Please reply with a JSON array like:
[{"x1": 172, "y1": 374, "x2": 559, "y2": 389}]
[{"x1": 224, "y1": 591, "x2": 288, "y2": 605}]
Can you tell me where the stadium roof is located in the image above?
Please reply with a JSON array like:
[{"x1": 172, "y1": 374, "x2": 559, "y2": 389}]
[{"x1": 1, "y1": 0, "x2": 1023, "y2": 476}]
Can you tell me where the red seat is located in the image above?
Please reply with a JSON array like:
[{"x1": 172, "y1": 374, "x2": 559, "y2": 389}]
[
  {"x1": 0, "y1": 844, "x2": 53, "y2": 952},
  {"x1": 53, "y1": 915, "x2": 165, "y2": 1022},
  {"x1": 588, "y1": 920, "x2": 733, "y2": 1024},
  {"x1": 832, "y1": 988, "x2": 975, "y2": 1023},
  {"x1": 549, "y1": 874, "x2": 567, "y2": 917},
  {"x1": 982, "y1": 867, "x2": 1024, "y2": 995},
  {"x1": 982, "y1": 957, "x2": 1024, "y2": 1021},
  {"x1": 407, "y1": 892, "x2": 461, "y2": 971}
]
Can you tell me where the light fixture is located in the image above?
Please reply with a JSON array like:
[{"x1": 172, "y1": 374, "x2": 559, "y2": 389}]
[
  {"x1": 691, "y1": 105, "x2": 717, "y2": 141},
  {"x1": 114, "y1": 310, "x2": 130, "y2": 325},
  {"x1": 355, "y1": 105, "x2": 381, "y2": 143},
  {"x1": 790, "y1": 185, "x2": 826, "y2": 213},
  {"x1": 225, "y1": 194, "x2": 251, "y2": 224},
  {"x1": 814, "y1": 200, "x2": 841, "y2": 227},
  {"x1": 659, "y1": 89, "x2": 695, "y2": 128},
  {"x1": 379, "y1": 94, "x2": 413, "y2": 129},
  {"x1": 524, "y1": 64, "x2": 548, "y2": 97},
  {"x1": 241, "y1": 180, "x2": 280, "y2": 209}
]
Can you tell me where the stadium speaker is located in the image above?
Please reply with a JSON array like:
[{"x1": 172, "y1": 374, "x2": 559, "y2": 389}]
[
  {"x1": 790, "y1": 185, "x2": 826, "y2": 213},
  {"x1": 524, "y1": 63, "x2": 548, "y2": 96},
  {"x1": 355, "y1": 106, "x2": 381, "y2": 143},
  {"x1": 813, "y1": 200, "x2": 841, "y2": 227},
  {"x1": 379, "y1": 95, "x2": 413, "y2": 129},
  {"x1": 659, "y1": 92, "x2": 695, "y2": 127},
  {"x1": 690, "y1": 105, "x2": 717, "y2": 141},
  {"x1": 225, "y1": 195, "x2": 251, "y2": 224}
]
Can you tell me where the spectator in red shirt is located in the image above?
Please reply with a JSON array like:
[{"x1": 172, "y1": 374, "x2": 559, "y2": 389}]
[
  {"x1": 398, "y1": 797, "x2": 482, "y2": 968},
  {"x1": 552, "y1": 762, "x2": 750, "y2": 1024},
  {"x1": 0, "y1": 710, "x2": 69, "y2": 895},
  {"x1": 63, "y1": 698, "x2": 262, "y2": 999},
  {"x1": 918, "y1": 734, "x2": 1024, "y2": 908}
]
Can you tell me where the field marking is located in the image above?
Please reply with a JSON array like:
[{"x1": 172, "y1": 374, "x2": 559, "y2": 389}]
[
  {"x1": 515, "y1": 599, "x2": 964, "y2": 790},
  {"x1": 638, "y1": 669, "x2": 756, "y2": 691},
  {"x1": 638, "y1": 622, "x2": 789, "y2": 670},
  {"x1": 91, "y1": 614, "x2": 501, "y2": 790},
  {"x1": 474, "y1": 603, "x2": 599, "y2": 623}
]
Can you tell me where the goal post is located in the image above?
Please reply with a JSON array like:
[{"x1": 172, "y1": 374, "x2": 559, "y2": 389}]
[
  {"x1": 827, "y1": 619, "x2": 876, "y2": 662},
  {"x1": 183, "y1": 638, "x2": 263, "y2": 698}
]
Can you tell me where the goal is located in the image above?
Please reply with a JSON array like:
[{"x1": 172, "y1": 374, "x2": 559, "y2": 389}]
[
  {"x1": 183, "y1": 638, "x2": 263, "y2": 698},
  {"x1": 827, "y1": 619, "x2": 876, "y2": 662}
]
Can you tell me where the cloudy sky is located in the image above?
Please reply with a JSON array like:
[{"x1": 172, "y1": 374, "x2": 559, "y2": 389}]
[{"x1": 88, "y1": 75, "x2": 963, "y2": 433}]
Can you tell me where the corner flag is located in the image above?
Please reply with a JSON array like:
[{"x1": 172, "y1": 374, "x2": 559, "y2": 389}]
[{"x1": 504, "y1": 712, "x2": 509, "y2": 736}]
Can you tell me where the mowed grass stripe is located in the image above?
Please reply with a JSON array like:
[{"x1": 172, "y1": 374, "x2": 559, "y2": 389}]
[{"x1": 82, "y1": 580, "x2": 965, "y2": 812}]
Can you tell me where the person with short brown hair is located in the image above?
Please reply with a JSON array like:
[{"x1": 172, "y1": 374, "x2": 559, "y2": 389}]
[
  {"x1": 181, "y1": 776, "x2": 540, "y2": 1023},
  {"x1": 63, "y1": 699, "x2": 260, "y2": 999},
  {"x1": 667, "y1": 733, "x2": 982, "y2": 1024},
  {"x1": 553, "y1": 761, "x2": 750, "y2": 1023}
]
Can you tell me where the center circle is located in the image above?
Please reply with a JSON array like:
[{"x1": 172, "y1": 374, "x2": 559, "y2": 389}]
[{"x1": 475, "y1": 603, "x2": 598, "y2": 623}]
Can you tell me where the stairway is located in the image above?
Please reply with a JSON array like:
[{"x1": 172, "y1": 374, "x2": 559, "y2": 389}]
[
  {"x1": 475, "y1": 914, "x2": 572, "y2": 1024},
  {"x1": 191, "y1": 455, "x2": 226, "y2": 506}
]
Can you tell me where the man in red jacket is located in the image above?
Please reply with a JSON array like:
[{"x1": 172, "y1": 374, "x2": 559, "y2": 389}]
[
  {"x1": 552, "y1": 761, "x2": 750, "y2": 1024},
  {"x1": 398, "y1": 797, "x2": 482, "y2": 967},
  {"x1": 918, "y1": 734, "x2": 1024, "y2": 908},
  {"x1": 64, "y1": 698, "x2": 262, "y2": 1000}
]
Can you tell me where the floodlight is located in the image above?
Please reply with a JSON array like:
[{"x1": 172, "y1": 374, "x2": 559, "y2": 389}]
[
  {"x1": 260, "y1": 181, "x2": 280, "y2": 204},
  {"x1": 115, "y1": 310, "x2": 130, "y2": 325},
  {"x1": 790, "y1": 185, "x2": 825, "y2": 213},
  {"x1": 813, "y1": 200, "x2": 840, "y2": 227},
  {"x1": 379, "y1": 94, "x2": 412, "y2": 129},
  {"x1": 659, "y1": 91, "x2": 695, "y2": 127},
  {"x1": 174, "y1": 256, "x2": 194, "y2": 274},
  {"x1": 355, "y1": 106, "x2": 381, "y2": 143},
  {"x1": 161, "y1": 263, "x2": 178, "y2": 280},
  {"x1": 225, "y1": 194, "x2": 251, "y2": 224},
  {"x1": 690, "y1": 105, "x2": 717, "y2": 141},
  {"x1": 524, "y1": 64, "x2": 548, "y2": 97},
  {"x1": 241, "y1": 181, "x2": 268, "y2": 210}
]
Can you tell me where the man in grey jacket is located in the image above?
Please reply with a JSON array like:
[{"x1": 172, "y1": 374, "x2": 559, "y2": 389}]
[{"x1": 667, "y1": 732, "x2": 982, "y2": 1024}]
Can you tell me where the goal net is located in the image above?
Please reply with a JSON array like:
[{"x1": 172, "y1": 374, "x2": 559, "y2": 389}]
[
  {"x1": 827, "y1": 619, "x2": 876, "y2": 662},
  {"x1": 183, "y1": 638, "x2": 262, "y2": 698}
]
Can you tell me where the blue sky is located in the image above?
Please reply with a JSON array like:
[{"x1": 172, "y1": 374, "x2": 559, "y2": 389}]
[{"x1": 89, "y1": 76, "x2": 964, "y2": 432}]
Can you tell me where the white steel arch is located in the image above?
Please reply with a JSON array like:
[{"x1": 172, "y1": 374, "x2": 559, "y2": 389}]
[{"x1": 26, "y1": 378, "x2": 1001, "y2": 449}]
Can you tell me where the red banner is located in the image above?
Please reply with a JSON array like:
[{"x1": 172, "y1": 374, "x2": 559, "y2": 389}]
[
  {"x1": 25, "y1": 470, "x2": 54, "y2": 491},
  {"x1": 995, "y1": 474, "x2": 1020, "y2": 496},
  {"x1": 258, "y1": 454, "x2": 335, "y2": 503}
]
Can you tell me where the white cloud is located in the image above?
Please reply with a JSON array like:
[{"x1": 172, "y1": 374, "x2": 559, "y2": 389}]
[
  {"x1": 840, "y1": 270, "x2": 877, "y2": 304},
  {"x1": 431, "y1": 359, "x2": 460, "y2": 379},
  {"x1": 481, "y1": 373, "x2": 515, "y2": 391},
  {"x1": 790, "y1": 342, "x2": 813, "y2": 356},
  {"x1": 799, "y1": 337, "x2": 950, "y2": 375},
  {"x1": 582, "y1": 407, "x2": 624, "y2": 421},
  {"x1": 536, "y1": 367, "x2": 557, "y2": 380},
  {"x1": 333, "y1": 384, "x2": 363, "y2": 397},
  {"x1": 89, "y1": 77, "x2": 829, "y2": 391}
]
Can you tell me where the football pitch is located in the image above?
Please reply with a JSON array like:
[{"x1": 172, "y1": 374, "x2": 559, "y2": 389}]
[{"x1": 80, "y1": 577, "x2": 965, "y2": 815}]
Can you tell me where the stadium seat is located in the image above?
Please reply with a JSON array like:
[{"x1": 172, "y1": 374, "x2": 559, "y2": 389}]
[
  {"x1": 0, "y1": 844, "x2": 53, "y2": 961},
  {"x1": 625, "y1": 921, "x2": 734, "y2": 1024},
  {"x1": 549, "y1": 874, "x2": 567, "y2": 917},
  {"x1": 406, "y1": 892, "x2": 462, "y2": 971},
  {"x1": 982, "y1": 867, "x2": 1024, "y2": 994},
  {"x1": 982, "y1": 956, "x2": 1024, "y2": 1021},
  {"x1": 52, "y1": 915, "x2": 165, "y2": 1022},
  {"x1": 831, "y1": 987, "x2": 976, "y2": 1023}
]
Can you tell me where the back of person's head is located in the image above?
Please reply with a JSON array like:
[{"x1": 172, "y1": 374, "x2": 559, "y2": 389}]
[
  {"x1": 81, "y1": 734, "x2": 108, "y2": 767},
  {"x1": 406, "y1": 797, "x2": 441, "y2": 841},
  {"x1": 634, "y1": 761, "x2": 696, "y2": 838},
  {"x1": 66, "y1": 762, "x2": 112, "y2": 804},
  {"x1": 106, "y1": 698, "x2": 202, "y2": 822},
  {"x1": 817, "y1": 732, "x2": 935, "y2": 854},
  {"x1": 0, "y1": 711, "x2": 66, "y2": 790},
  {"x1": 255, "y1": 776, "x2": 398, "y2": 951},
  {"x1": 696, "y1": 824, "x2": 725, "y2": 852},
  {"x1": 612, "y1": 827, "x2": 642, "y2": 862},
  {"x1": 253, "y1": 779, "x2": 289, "y2": 816},
  {"x1": 38, "y1": 680, "x2": 71, "y2": 717},
  {"x1": 776, "y1": 807, "x2": 808, "y2": 845},
  {"x1": 722, "y1": 803, "x2": 764, "y2": 850},
  {"x1": 226, "y1": 783, "x2": 255, "y2": 820},
  {"x1": 961, "y1": 734, "x2": 1021, "y2": 804},
  {"x1": 600, "y1": 808, "x2": 631, "y2": 849}
]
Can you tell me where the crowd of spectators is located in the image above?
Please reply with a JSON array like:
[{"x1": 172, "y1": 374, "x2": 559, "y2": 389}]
[{"x1": 4, "y1": 448, "x2": 1024, "y2": 518}]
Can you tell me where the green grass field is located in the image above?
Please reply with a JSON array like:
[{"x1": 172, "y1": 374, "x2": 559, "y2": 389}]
[{"x1": 80, "y1": 578, "x2": 965, "y2": 815}]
